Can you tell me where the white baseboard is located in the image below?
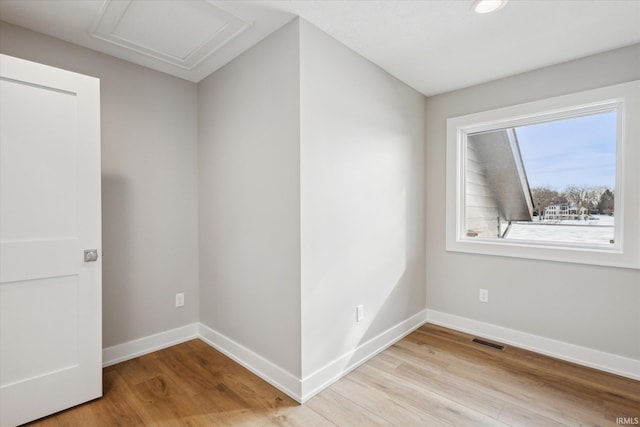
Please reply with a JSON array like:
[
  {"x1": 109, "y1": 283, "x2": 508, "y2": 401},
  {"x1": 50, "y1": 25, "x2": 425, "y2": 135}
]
[
  {"x1": 426, "y1": 309, "x2": 640, "y2": 381},
  {"x1": 101, "y1": 310, "x2": 636, "y2": 402},
  {"x1": 99, "y1": 310, "x2": 429, "y2": 402},
  {"x1": 102, "y1": 323, "x2": 199, "y2": 367},
  {"x1": 198, "y1": 323, "x2": 303, "y2": 402},
  {"x1": 197, "y1": 310, "x2": 427, "y2": 403},
  {"x1": 102, "y1": 310, "x2": 427, "y2": 403},
  {"x1": 299, "y1": 309, "x2": 428, "y2": 402}
]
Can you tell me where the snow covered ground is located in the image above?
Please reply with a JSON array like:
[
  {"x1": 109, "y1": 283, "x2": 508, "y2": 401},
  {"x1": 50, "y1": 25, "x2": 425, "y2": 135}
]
[{"x1": 505, "y1": 215, "x2": 614, "y2": 245}]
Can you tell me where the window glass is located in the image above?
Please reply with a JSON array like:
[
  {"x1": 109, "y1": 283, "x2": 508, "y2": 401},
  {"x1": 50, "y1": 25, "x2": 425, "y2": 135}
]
[{"x1": 464, "y1": 111, "x2": 616, "y2": 247}]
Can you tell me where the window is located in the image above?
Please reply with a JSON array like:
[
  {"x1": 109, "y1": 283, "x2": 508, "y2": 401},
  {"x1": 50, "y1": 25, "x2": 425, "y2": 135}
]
[
  {"x1": 446, "y1": 81, "x2": 640, "y2": 269},
  {"x1": 465, "y1": 111, "x2": 615, "y2": 245}
]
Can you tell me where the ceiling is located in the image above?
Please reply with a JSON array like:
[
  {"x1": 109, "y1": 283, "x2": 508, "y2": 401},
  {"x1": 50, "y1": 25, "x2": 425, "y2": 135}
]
[{"x1": 1, "y1": 0, "x2": 639, "y2": 96}]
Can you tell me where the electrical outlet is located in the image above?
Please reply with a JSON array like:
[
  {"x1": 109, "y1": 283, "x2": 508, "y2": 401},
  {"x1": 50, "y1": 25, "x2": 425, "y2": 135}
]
[
  {"x1": 479, "y1": 289, "x2": 489, "y2": 303},
  {"x1": 175, "y1": 292, "x2": 185, "y2": 308},
  {"x1": 356, "y1": 304, "x2": 364, "y2": 322}
]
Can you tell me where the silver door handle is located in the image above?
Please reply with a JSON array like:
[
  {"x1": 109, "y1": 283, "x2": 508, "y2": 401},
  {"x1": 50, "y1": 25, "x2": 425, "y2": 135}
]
[{"x1": 84, "y1": 249, "x2": 98, "y2": 262}]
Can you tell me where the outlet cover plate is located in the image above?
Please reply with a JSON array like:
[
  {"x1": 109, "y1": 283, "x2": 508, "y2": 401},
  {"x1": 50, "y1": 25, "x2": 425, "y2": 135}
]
[{"x1": 176, "y1": 292, "x2": 185, "y2": 307}]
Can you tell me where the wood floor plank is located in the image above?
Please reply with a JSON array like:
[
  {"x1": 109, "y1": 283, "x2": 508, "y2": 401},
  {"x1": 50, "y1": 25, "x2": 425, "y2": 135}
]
[
  {"x1": 352, "y1": 362, "x2": 509, "y2": 426},
  {"x1": 26, "y1": 324, "x2": 639, "y2": 426},
  {"x1": 265, "y1": 403, "x2": 336, "y2": 427},
  {"x1": 498, "y1": 403, "x2": 567, "y2": 427},
  {"x1": 415, "y1": 324, "x2": 639, "y2": 426},
  {"x1": 370, "y1": 350, "x2": 505, "y2": 418},
  {"x1": 330, "y1": 372, "x2": 449, "y2": 426},
  {"x1": 305, "y1": 388, "x2": 392, "y2": 426},
  {"x1": 408, "y1": 326, "x2": 612, "y2": 426}
]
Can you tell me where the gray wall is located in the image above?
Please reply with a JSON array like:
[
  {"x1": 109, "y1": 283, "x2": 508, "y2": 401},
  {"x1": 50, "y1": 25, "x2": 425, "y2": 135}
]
[
  {"x1": 426, "y1": 44, "x2": 640, "y2": 360},
  {"x1": 4, "y1": 15, "x2": 635, "y2": 377},
  {"x1": 197, "y1": 18, "x2": 427, "y2": 381},
  {"x1": 299, "y1": 20, "x2": 426, "y2": 377},
  {"x1": 0, "y1": 22, "x2": 200, "y2": 349},
  {"x1": 197, "y1": 20, "x2": 302, "y2": 376}
]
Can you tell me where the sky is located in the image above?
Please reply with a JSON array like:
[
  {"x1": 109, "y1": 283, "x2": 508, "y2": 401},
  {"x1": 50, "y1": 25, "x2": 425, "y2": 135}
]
[{"x1": 515, "y1": 111, "x2": 616, "y2": 191}]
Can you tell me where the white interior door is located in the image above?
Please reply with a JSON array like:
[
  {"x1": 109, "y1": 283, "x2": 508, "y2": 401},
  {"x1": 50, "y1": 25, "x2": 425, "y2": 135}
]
[{"x1": 0, "y1": 54, "x2": 102, "y2": 427}]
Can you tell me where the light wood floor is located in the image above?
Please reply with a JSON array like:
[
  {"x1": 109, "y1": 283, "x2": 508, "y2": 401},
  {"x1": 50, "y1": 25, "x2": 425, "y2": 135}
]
[{"x1": 28, "y1": 324, "x2": 639, "y2": 426}]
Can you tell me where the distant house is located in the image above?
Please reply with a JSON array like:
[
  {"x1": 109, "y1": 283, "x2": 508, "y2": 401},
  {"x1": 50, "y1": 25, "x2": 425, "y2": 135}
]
[{"x1": 544, "y1": 203, "x2": 588, "y2": 220}]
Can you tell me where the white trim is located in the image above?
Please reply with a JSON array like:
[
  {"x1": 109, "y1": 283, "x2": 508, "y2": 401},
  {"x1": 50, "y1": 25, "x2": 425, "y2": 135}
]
[
  {"x1": 299, "y1": 309, "x2": 427, "y2": 402},
  {"x1": 100, "y1": 310, "x2": 637, "y2": 399},
  {"x1": 99, "y1": 312, "x2": 427, "y2": 403},
  {"x1": 426, "y1": 309, "x2": 640, "y2": 381},
  {"x1": 197, "y1": 323, "x2": 302, "y2": 402},
  {"x1": 196, "y1": 311, "x2": 427, "y2": 403},
  {"x1": 102, "y1": 323, "x2": 199, "y2": 367}
]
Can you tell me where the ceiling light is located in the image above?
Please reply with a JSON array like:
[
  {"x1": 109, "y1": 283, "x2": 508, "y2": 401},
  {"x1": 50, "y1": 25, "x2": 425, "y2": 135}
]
[{"x1": 472, "y1": 0, "x2": 508, "y2": 14}]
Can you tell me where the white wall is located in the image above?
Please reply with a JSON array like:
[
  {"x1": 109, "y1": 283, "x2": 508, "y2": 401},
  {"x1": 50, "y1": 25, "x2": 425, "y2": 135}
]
[
  {"x1": 0, "y1": 22, "x2": 200, "y2": 349},
  {"x1": 299, "y1": 20, "x2": 426, "y2": 378},
  {"x1": 1, "y1": 18, "x2": 426, "y2": 395},
  {"x1": 8, "y1": 11, "x2": 632, "y2": 395},
  {"x1": 197, "y1": 20, "x2": 302, "y2": 377},
  {"x1": 426, "y1": 44, "x2": 640, "y2": 361},
  {"x1": 197, "y1": 18, "x2": 427, "y2": 395}
]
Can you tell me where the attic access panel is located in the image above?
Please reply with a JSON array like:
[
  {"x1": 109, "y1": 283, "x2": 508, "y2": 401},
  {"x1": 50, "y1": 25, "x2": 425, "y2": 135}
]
[{"x1": 91, "y1": 0, "x2": 251, "y2": 70}]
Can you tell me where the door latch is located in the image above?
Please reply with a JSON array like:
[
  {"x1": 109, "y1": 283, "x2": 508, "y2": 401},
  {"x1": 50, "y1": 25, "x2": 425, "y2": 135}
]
[{"x1": 84, "y1": 249, "x2": 98, "y2": 262}]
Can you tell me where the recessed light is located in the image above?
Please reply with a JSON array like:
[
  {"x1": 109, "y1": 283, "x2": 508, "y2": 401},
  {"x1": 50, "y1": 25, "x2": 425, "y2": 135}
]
[{"x1": 472, "y1": 0, "x2": 508, "y2": 14}]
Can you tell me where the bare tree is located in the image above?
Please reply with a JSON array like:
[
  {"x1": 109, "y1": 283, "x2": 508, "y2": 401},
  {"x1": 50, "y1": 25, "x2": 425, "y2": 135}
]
[
  {"x1": 531, "y1": 186, "x2": 553, "y2": 216},
  {"x1": 586, "y1": 187, "x2": 607, "y2": 212},
  {"x1": 563, "y1": 185, "x2": 591, "y2": 218},
  {"x1": 531, "y1": 186, "x2": 564, "y2": 218},
  {"x1": 598, "y1": 189, "x2": 615, "y2": 215}
]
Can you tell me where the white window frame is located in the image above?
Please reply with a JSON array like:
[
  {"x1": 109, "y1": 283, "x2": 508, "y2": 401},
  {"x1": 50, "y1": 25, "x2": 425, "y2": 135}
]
[{"x1": 446, "y1": 80, "x2": 640, "y2": 269}]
